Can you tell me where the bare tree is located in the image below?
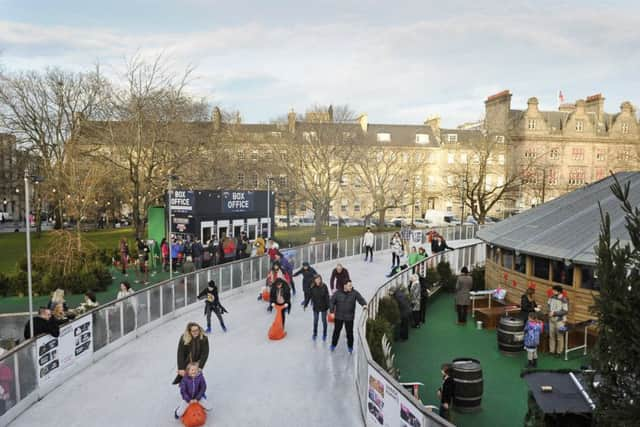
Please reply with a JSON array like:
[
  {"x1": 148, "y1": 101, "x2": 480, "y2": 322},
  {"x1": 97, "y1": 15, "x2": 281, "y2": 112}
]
[
  {"x1": 0, "y1": 66, "x2": 111, "y2": 229},
  {"x1": 277, "y1": 105, "x2": 359, "y2": 234},
  {"x1": 85, "y1": 54, "x2": 209, "y2": 237}
]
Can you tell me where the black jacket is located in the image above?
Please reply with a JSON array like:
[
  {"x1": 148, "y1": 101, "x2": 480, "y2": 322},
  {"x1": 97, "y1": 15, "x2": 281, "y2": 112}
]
[
  {"x1": 303, "y1": 283, "x2": 330, "y2": 312},
  {"x1": 394, "y1": 290, "x2": 412, "y2": 318},
  {"x1": 293, "y1": 266, "x2": 318, "y2": 291},
  {"x1": 173, "y1": 334, "x2": 210, "y2": 384},
  {"x1": 270, "y1": 281, "x2": 291, "y2": 306},
  {"x1": 197, "y1": 286, "x2": 227, "y2": 314},
  {"x1": 24, "y1": 316, "x2": 60, "y2": 340},
  {"x1": 440, "y1": 375, "x2": 454, "y2": 405},
  {"x1": 330, "y1": 289, "x2": 366, "y2": 321},
  {"x1": 191, "y1": 242, "x2": 203, "y2": 258},
  {"x1": 330, "y1": 268, "x2": 351, "y2": 292},
  {"x1": 520, "y1": 294, "x2": 537, "y2": 320}
]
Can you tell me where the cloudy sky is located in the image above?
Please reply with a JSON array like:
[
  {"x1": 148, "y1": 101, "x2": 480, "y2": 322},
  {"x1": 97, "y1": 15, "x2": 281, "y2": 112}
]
[{"x1": 1, "y1": 0, "x2": 639, "y2": 127}]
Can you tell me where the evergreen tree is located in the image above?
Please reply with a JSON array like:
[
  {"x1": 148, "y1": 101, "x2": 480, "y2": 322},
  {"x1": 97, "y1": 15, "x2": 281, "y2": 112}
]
[{"x1": 591, "y1": 176, "x2": 640, "y2": 426}]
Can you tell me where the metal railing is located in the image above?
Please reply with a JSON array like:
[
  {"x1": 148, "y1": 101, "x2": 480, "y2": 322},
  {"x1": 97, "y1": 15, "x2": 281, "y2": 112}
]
[
  {"x1": 355, "y1": 241, "x2": 486, "y2": 427},
  {"x1": 0, "y1": 225, "x2": 477, "y2": 425}
]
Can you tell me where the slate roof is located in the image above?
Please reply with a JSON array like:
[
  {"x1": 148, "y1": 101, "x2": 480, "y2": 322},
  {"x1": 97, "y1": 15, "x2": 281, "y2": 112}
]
[{"x1": 477, "y1": 172, "x2": 640, "y2": 265}]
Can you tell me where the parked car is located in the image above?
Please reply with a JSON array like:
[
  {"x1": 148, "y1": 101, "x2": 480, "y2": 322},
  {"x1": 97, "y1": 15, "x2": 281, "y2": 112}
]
[
  {"x1": 343, "y1": 218, "x2": 364, "y2": 227},
  {"x1": 275, "y1": 215, "x2": 299, "y2": 227},
  {"x1": 412, "y1": 218, "x2": 431, "y2": 228},
  {"x1": 298, "y1": 217, "x2": 316, "y2": 227}
]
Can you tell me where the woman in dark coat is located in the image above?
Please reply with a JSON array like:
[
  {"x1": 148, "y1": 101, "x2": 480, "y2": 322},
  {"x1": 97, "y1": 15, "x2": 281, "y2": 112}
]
[
  {"x1": 293, "y1": 261, "x2": 318, "y2": 305},
  {"x1": 173, "y1": 322, "x2": 210, "y2": 384},
  {"x1": 455, "y1": 266, "x2": 473, "y2": 324},
  {"x1": 520, "y1": 287, "x2": 538, "y2": 322},
  {"x1": 302, "y1": 274, "x2": 330, "y2": 340}
]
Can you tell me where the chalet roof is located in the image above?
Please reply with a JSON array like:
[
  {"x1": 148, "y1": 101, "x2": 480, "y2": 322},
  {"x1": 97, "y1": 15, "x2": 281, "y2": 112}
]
[{"x1": 477, "y1": 171, "x2": 640, "y2": 265}]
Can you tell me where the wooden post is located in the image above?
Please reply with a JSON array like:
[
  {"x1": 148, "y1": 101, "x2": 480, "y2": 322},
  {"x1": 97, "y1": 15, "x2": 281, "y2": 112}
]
[{"x1": 573, "y1": 264, "x2": 582, "y2": 289}]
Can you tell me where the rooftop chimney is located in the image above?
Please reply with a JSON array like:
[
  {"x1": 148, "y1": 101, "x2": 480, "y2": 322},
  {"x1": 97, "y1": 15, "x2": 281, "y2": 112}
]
[
  {"x1": 358, "y1": 114, "x2": 368, "y2": 133},
  {"x1": 526, "y1": 97, "x2": 540, "y2": 114},
  {"x1": 287, "y1": 109, "x2": 296, "y2": 133},
  {"x1": 425, "y1": 115, "x2": 440, "y2": 134},
  {"x1": 585, "y1": 93, "x2": 605, "y2": 118},
  {"x1": 484, "y1": 90, "x2": 512, "y2": 133}
]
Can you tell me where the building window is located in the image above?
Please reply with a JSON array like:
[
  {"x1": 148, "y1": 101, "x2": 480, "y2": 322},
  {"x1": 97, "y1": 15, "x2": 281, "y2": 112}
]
[
  {"x1": 522, "y1": 170, "x2": 538, "y2": 185},
  {"x1": 495, "y1": 135, "x2": 505, "y2": 143},
  {"x1": 237, "y1": 151, "x2": 245, "y2": 161},
  {"x1": 459, "y1": 153, "x2": 468, "y2": 164},
  {"x1": 446, "y1": 134, "x2": 458, "y2": 143},
  {"x1": 251, "y1": 151, "x2": 258, "y2": 161},
  {"x1": 596, "y1": 149, "x2": 606, "y2": 162},
  {"x1": 549, "y1": 148, "x2": 560, "y2": 160},
  {"x1": 237, "y1": 172, "x2": 245, "y2": 187},
  {"x1": 279, "y1": 175, "x2": 287, "y2": 187},
  {"x1": 377, "y1": 133, "x2": 391, "y2": 142},
  {"x1": 502, "y1": 250, "x2": 514, "y2": 270},
  {"x1": 514, "y1": 253, "x2": 526, "y2": 274},
  {"x1": 341, "y1": 200, "x2": 348, "y2": 212},
  {"x1": 622, "y1": 122, "x2": 629, "y2": 134},
  {"x1": 354, "y1": 202, "x2": 361, "y2": 212},
  {"x1": 498, "y1": 154, "x2": 505, "y2": 165},
  {"x1": 271, "y1": 131, "x2": 282, "y2": 138},
  {"x1": 595, "y1": 168, "x2": 606, "y2": 181},
  {"x1": 575, "y1": 119, "x2": 584, "y2": 132},
  {"x1": 548, "y1": 169, "x2": 558, "y2": 186},
  {"x1": 527, "y1": 119, "x2": 537, "y2": 130},
  {"x1": 447, "y1": 153, "x2": 455, "y2": 164},
  {"x1": 618, "y1": 150, "x2": 631, "y2": 162},
  {"x1": 497, "y1": 176, "x2": 505, "y2": 187},
  {"x1": 552, "y1": 260, "x2": 574, "y2": 285},
  {"x1": 568, "y1": 168, "x2": 585, "y2": 186},
  {"x1": 415, "y1": 133, "x2": 429, "y2": 144},
  {"x1": 252, "y1": 172, "x2": 259, "y2": 188},
  {"x1": 580, "y1": 266, "x2": 599, "y2": 290},
  {"x1": 571, "y1": 147, "x2": 585, "y2": 161},
  {"x1": 354, "y1": 176, "x2": 362, "y2": 188},
  {"x1": 533, "y1": 256, "x2": 549, "y2": 280},
  {"x1": 524, "y1": 148, "x2": 537, "y2": 159}
]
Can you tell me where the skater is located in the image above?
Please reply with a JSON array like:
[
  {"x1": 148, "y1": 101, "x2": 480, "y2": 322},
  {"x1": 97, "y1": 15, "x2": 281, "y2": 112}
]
[
  {"x1": 173, "y1": 322, "x2": 210, "y2": 384},
  {"x1": 293, "y1": 261, "x2": 317, "y2": 305},
  {"x1": 455, "y1": 266, "x2": 473, "y2": 324},
  {"x1": 197, "y1": 281, "x2": 228, "y2": 333},
  {"x1": 270, "y1": 278, "x2": 291, "y2": 327},
  {"x1": 390, "y1": 232, "x2": 403, "y2": 268},
  {"x1": 329, "y1": 263, "x2": 350, "y2": 293},
  {"x1": 524, "y1": 312, "x2": 543, "y2": 368},
  {"x1": 329, "y1": 281, "x2": 367, "y2": 353},
  {"x1": 303, "y1": 274, "x2": 330, "y2": 341},
  {"x1": 261, "y1": 262, "x2": 290, "y2": 304},
  {"x1": 174, "y1": 362, "x2": 213, "y2": 419},
  {"x1": 363, "y1": 227, "x2": 374, "y2": 262},
  {"x1": 275, "y1": 252, "x2": 295, "y2": 295}
]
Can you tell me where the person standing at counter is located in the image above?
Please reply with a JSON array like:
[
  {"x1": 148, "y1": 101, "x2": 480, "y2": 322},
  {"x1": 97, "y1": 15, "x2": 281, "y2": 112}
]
[
  {"x1": 520, "y1": 287, "x2": 539, "y2": 322},
  {"x1": 547, "y1": 285, "x2": 569, "y2": 355}
]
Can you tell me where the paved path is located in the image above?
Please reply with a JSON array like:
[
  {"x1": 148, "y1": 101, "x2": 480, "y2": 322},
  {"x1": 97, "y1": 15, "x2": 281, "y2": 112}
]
[{"x1": 10, "y1": 241, "x2": 476, "y2": 427}]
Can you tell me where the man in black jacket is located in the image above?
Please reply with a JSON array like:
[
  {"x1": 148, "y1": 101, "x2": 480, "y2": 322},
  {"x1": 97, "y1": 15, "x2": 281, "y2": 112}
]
[
  {"x1": 391, "y1": 285, "x2": 412, "y2": 341},
  {"x1": 437, "y1": 363, "x2": 454, "y2": 421},
  {"x1": 197, "y1": 280, "x2": 228, "y2": 334},
  {"x1": 24, "y1": 307, "x2": 60, "y2": 340},
  {"x1": 329, "y1": 281, "x2": 367, "y2": 353},
  {"x1": 191, "y1": 237, "x2": 204, "y2": 270},
  {"x1": 303, "y1": 274, "x2": 330, "y2": 340},
  {"x1": 294, "y1": 261, "x2": 318, "y2": 305}
]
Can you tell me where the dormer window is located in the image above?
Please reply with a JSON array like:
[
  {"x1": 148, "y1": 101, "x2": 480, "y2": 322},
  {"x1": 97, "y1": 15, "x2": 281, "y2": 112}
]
[
  {"x1": 495, "y1": 135, "x2": 505, "y2": 143},
  {"x1": 622, "y1": 122, "x2": 629, "y2": 134},
  {"x1": 446, "y1": 134, "x2": 458, "y2": 143},
  {"x1": 377, "y1": 132, "x2": 391, "y2": 142},
  {"x1": 527, "y1": 119, "x2": 537, "y2": 130},
  {"x1": 415, "y1": 133, "x2": 429, "y2": 144},
  {"x1": 576, "y1": 120, "x2": 584, "y2": 132}
]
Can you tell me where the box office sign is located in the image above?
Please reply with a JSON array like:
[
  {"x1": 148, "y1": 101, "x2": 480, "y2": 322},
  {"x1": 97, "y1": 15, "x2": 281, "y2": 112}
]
[
  {"x1": 222, "y1": 191, "x2": 254, "y2": 213},
  {"x1": 170, "y1": 190, "x2": 194, "y2": 212},
  {"x1": 36, "y1": 316, "x2": 93, "y2": 387}
]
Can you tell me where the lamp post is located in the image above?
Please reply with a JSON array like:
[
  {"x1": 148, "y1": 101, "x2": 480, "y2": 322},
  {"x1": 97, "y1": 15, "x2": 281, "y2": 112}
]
[
  {"x1": 24, "y1": 170, "x2": 43, "y2": 339},
  {"x1": 167, "y1": 175, "x2": 178, "y2": 279}
]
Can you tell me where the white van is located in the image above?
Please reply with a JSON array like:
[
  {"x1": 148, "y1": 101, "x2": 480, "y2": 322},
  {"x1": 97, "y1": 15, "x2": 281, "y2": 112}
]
[{"x1": 424, "y1": 210, "x2": 461, "y2": 226}]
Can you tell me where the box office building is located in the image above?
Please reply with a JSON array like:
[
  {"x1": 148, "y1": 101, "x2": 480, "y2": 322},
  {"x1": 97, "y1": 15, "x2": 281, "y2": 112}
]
[{"x1": 159, "y1": 189, "x2": 275, "y2": 242}]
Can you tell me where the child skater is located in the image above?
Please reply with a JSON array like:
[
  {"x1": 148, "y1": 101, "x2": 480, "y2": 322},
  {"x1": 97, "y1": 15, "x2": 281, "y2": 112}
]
[
  {"x1": 197, "y1": 280, "x2": 228, "y2": 333},
  {"x1": 524, "y1": 311, "x2": 543, "y2": 368},
  {"x1": 174, "y1": 362, "x2": 213, "y2": 419}
]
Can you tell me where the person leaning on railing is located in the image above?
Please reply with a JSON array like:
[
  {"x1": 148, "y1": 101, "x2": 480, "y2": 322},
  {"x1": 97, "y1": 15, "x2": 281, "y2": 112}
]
[{"x1": 23, "y1": 307, "x2": 60, "y2": 340}]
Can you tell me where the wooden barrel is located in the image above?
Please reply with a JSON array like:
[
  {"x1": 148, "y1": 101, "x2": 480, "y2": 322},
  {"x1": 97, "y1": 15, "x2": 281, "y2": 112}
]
[
  {"x1": 451, "y1": 358, "x2": 483, "y2": 412},
  {"x1": 497, "y1": 316, "x2": 524, "y2": 355}
]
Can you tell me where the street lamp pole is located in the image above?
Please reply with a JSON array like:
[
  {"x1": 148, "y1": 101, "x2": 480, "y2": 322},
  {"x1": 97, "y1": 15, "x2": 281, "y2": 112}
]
[
  {"x1": 24, "y1": 169, "x2": 34, "y2": 339},
  {"x1": 168, "y1": 176, "x2": 173, "y2": 280}
]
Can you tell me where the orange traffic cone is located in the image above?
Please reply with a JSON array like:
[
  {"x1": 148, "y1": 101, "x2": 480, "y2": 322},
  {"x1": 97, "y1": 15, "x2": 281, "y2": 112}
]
[
  {"x1": 268, "y1": 305, "x2": 287, "y2": 340},
  {"x1": 182, "y1": 402, "x2": 206, "y2": 427}
]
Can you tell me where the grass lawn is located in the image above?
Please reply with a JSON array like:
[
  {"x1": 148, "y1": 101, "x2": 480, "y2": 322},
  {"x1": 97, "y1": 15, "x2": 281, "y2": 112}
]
[{"x1": 393, "y1": 292, "x2": 588, "y2": 427}]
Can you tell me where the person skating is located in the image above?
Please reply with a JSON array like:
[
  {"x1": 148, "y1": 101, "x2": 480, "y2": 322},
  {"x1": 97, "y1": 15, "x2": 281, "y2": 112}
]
[
  {"x1": 329, "y1": 281, "x2": 367, "y2": 353},
  {"x1": 363, "y1": 227, "x2": 375, "y2": 262},
  {"x1": 329, "y1": 263, "x2": 350, "y2": 294},
  {"x1": 274, "y1": 252, "x2": 295, "y2": 295},
  {"x1": 293, "y1": 261, "x2": 317, "y2": 305},
  {"x1": 390, "y1": 232, "x2": 403, "y2": 268},
  {"x1": 270, "y1": 278, "x2": 291, "y2": 327},
  {"x1": 197, "y1": 280, "x2": 228, "y2": 333},
  {"x1": 260, "y1": 262, "x2": 289, "y2": 307},
  {"x1": 303, "y1": 274, "x2": 330, "y2": 341},
  {"x1": 173, "y1": 322, "x2": 209, "y2": 385},
  {"x1": 174, "y1": 362, "x2": 213, "y2": 419}
]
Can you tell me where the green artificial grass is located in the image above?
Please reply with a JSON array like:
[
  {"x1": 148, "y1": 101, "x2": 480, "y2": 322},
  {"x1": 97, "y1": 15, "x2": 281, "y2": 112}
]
[{"x1": 393, "y1": 293, "x2": 588, "y2": 427}]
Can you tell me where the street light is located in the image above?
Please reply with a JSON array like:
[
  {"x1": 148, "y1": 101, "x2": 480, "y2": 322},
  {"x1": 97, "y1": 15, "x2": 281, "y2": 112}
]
[
  {"x1": 266, "y1": 177, "x2": 273, "y2": 238},
  {"x1": 167, "y1": 175, "x2": 179, "y2": 279},
  {"x1": 24, "y1": 169, "x2": 44, "y2": 340}
]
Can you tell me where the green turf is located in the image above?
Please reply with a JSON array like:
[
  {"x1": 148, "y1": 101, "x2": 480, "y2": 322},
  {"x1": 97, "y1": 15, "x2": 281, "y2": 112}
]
[{"x1": 393, "y1": 293, "x2": 588, "y2": 427}]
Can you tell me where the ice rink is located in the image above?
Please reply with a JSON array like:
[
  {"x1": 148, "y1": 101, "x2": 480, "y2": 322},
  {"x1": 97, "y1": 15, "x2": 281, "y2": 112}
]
[{"x1": 10, "y1": 242, "x2": 474, "y2": 427}]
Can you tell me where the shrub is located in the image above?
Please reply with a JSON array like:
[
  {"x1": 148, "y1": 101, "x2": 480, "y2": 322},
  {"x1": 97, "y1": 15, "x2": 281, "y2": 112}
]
[
  {"x1": 377, "y1": 295, "x2": 400, "y2": 326},
  {"x1": 423, "y1": 267, "x2": 440, "y2": 286},
  {"x1": 366, "y1": 317, "x2": 393, "y2": 369},
  {"x1": 437, "y1": 261, "x2": 457, "y2": 292},
  {"x1": 471, "y1": 265, "x2": 486, "y2": 291}
]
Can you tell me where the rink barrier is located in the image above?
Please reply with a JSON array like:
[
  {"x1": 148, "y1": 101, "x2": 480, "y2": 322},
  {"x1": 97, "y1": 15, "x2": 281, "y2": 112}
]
[
  {"x1": 0, "y1": 225, "x2": 477, "y2": 425},
  {"x1": 355, "y1": 241, "x2": 486, "y2": 427}
]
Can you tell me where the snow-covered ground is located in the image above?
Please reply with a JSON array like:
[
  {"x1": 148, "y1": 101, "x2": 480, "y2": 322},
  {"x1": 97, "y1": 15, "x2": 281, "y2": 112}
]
[{"x1": 10, "y1": 240, "x2": 478, "y2": 427}]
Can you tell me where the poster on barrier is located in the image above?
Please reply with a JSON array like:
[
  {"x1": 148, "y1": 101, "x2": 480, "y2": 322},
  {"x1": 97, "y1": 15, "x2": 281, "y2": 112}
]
[
  {"x1": 367, "y1": 366, "x2": 401, "y2": 426},
  {"x1": 399, "y1": 394, "x2": 423, "y2": 427},
  {"x1": 36, "y1": 316, "x2": 93, "y2": 387}
]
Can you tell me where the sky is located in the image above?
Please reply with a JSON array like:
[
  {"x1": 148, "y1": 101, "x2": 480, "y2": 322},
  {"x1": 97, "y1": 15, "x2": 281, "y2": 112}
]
[{"x1": 1, "y1": 0, "x2": 640, "y2": 127}]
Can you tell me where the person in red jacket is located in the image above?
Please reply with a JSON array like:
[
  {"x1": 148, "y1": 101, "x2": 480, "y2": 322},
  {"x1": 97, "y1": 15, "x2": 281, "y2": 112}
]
[
  {"x1": 161, "y1": 238, "x2": 170, "y2": 272},
  {"x1": 0, "y1": 348, "x2": 14, "y2": 414},
  {"x1": 330, "y1": 264, "x2": 350, "y2": 293},
  {"x1": 267, "y1": 238, "x2": 280, "y2": 261}
]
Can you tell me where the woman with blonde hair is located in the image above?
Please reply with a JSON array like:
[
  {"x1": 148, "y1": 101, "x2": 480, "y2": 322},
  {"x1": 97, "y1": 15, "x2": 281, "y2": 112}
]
[
  {"x1": 173, "y1": 322, "x2": 209, "y2": 385},
  {"x1": 47, "y1": 289, "x2": 68, "y2": 311}
]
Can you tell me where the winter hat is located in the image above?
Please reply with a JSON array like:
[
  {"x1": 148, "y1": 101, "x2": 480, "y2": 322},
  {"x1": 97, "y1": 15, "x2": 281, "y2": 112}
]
[{"x1": 302, "y1": 261, "x2": 310, "y2": 267}]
